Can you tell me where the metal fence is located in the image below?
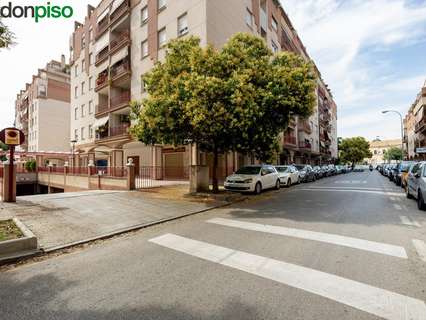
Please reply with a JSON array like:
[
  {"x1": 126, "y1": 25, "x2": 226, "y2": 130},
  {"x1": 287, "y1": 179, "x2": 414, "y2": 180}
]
[{"x1": 135, "y1": 166, "x2": 189, "y2": 189}]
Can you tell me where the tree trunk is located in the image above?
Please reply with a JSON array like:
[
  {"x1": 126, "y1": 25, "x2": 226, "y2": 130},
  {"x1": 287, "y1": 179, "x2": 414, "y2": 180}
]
[{"x1": 212, "y1": 149, "x2": 219, "y2": 193}]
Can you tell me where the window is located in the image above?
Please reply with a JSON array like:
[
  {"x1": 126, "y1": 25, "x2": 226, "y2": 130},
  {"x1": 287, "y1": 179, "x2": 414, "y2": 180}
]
[
  {"x1": 81, "y1": 127, "x2": 85, "y2": 141},
  {"x1": 74, "y1": 129, "x2": 78, "y2": 141},
  {"x1": 89, "y1": 28, "x2": 93, "y2": 42},
  {"x1": 89, "y1": 77, "x2": 93, "y2": 90},
  {"x1": 158, "y1": 0, "x2": 167, "y2": 10},
  {"x1": 89, "y1": 53, "x2": 93, "y2": 65},
  {"x1": 81, "y1": 59, "x2": 85, "y2": 72},
  {"x1": 81, "y1": 104, "x2": 85, "y2": 118},
  {"x1": 141, "y1": 78, "x2": 146, "y2": 93},
  {"x1": 74, "y1": 65, "x2": 78, "y2": 77},
  {"x1": 158, "y1": 28, "x2": 167, "y2": 47},
  {"x1": 81, "y1": 81, "x2": 85, "y2": 95},
  {"x1": 74, "y1": 107, "x2": 78, "y2": 120},
  {"x1": 178, "y1": 13, "x2": 188, "y2": 36},
  {"x1": 141, "y1": 6, "x2": 148, "y2": 25},
  {"x1": 141, "y1": 40, "x2": 148, "y2": 58},
  {"x1": 81, "y1": 35, "x2": 86, "y2": 49},
  {"x1": 89, "y1": 125, "x2": 93, "y2": 139},
  {"x1": 271, "y1": 41, "x2": 278, "y2": 53},
  {"x1": 245, "y1": 8, "x2": 253, "y2": 28},
  {"x1": 272, "y1": 16, "x2": 278, "y2": 32},
  {"x1": 74, "y1": 86, "x2": 78, "y2": 98},
  {"x1": 89, "y1": 100, "x2": 93, "y2": 114}
]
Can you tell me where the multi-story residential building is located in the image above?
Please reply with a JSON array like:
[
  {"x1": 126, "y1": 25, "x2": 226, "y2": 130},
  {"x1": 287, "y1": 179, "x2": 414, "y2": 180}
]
[
  {"x1": 368, "y1": 139, "x2": 402, "y2": 165},
  {"x1": 14, "y1": 56, "x2": 71, "y2": 153},
  {"x1": 404, "y1": 80, "x2": 426, "y2": 160},
  {"x1": 69, "y1": 0, "x2": 338, "y2": 179}
]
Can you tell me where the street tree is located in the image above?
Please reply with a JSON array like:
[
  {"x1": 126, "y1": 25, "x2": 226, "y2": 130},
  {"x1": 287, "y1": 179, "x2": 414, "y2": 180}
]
[
  {"x1": 0, "y1": 19, "x2": 15, "y2": 49},
  {"x1": 383, "y1": 147, "x2": 403, "y2": 162},
  {"x1": 0, "y1": 141, "x2": 8, "y2": 162},
  {"x1": 131, "y1": 33, "x2": 317, "y2": 192},
  {"x1": 339, "y1": 137, "x2": 372, "y2": 166}
]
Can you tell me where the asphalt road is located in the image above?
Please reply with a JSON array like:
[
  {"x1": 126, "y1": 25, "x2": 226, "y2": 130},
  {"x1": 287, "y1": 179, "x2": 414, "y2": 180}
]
[{"x1": 1, "y1": 171, "x2": 426, "y2": 320}]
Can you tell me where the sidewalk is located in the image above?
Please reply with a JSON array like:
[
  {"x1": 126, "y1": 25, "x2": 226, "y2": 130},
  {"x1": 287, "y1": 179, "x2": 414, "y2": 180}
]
[{"x1": 0, "y1": 188, "x2": 235, "y2": 252}]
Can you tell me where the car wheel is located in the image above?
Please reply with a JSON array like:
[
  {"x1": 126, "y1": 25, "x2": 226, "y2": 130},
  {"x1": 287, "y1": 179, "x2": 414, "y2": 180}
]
[
  {"x1": 418, "y1": 191, "x2": 426, "y2": 211},
  {"x1": 406, "y1": 187, "x2": 413, "y2": 199},
  {"x1": 287, "y1": 179, "x2": 291, "y2": 187},
  {"x1": 255, "y1": 182, "x2": 262, "y2": 195},
  {"x1": 275, "y1": 180, "x2": 280, "y2": 190}
]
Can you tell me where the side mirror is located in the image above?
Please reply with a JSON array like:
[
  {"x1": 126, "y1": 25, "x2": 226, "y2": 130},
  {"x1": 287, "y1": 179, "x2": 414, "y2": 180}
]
[{"x1": 415, "y1": 173, "x2": 421, "y2": 179}]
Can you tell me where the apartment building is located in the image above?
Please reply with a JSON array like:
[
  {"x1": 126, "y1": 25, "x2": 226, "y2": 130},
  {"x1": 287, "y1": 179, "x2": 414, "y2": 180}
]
[
  {"x1": 69, "y1": 0, "x2": 338, "y2": 179},
  {"x1": 14, "y1": 56, "x2": 71, "y2": 153},
  {"x1": 404, "y1": 80, "x2": 426, "y2": 159},
  {"x1": 368, "y1": 139, "x2": 402, "y2": 165}
]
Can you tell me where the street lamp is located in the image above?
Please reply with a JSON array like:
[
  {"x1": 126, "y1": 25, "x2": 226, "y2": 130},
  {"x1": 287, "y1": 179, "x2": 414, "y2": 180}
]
[
  {"x1": 70, "y1": 139, "x2": 77, "y2": 168},
  {"x1": 382, "y1": 110, "x2": 404, "y2": 159}
]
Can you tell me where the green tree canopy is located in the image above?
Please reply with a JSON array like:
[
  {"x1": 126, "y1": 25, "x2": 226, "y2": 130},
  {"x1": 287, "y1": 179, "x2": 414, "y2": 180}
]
[
  {"x1": 383, "y1": 147, "x2": 403, "y2": 162},
  {"x1": 339, "y1": 137, "x2": 372, "y2": 165},
  {"x1": 0, "y1": 19, "x2": 15, "y2": 49},
  {"x1": 131, "y1": 33, "x2": 317, "y2": 191},
  {"x1": 0, "y1": 141, "x2": 7, "y2": 162}
]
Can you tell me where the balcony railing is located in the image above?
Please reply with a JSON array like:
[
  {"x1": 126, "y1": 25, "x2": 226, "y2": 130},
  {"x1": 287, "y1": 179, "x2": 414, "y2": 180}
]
[
  {"x1": 96, "y1": 123, "x2": 130, "y2": 141},
  {"x1": 110, "y1": 91, "x2": 130, "y2": 108},
  {"x1": 95, "y1": 73, "x2": 108, "y2": 91},
  {"x1": 283, "y1": 135, "x2": 297, "y2": 146},
  {"x1": 96, "y1": 17, "x2": 109, "y2": 37},
  {"x1": 299, "y1": 142, "x2": 312, "y2": 150},
  {"x1": 415, "y1": 118, "x2": 426, "y2": 133},
  {"x1": 111, "y1": 61, "x2": 130, "y2": 79},
  {"x1": 110, "y1": 0, "x2": 129, "y2": 24},
  {"x1": 96, "y1": 102, "x2": 109, "y2": 114},
  {"x1": 96, "y1": 47, "x2": 109, "y2": 65},
  {"x1": 110, "y1": 32, "x2": 130, "y2": 53}
]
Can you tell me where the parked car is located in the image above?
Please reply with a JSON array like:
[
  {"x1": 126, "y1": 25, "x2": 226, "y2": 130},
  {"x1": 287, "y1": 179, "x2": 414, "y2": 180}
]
[
  {"x1": 312, "y1": 166, "x2": 324, "y2": 179},
  {"x1": 406, "y1": 161, "x2": 426, "y2": 210},
  {"x1": 275, "y1": 165, "x2": 300, "y2": 187},
  {"x1": 321, "y1": 165, "x2": 331, "y2": 177},
  {"x1": 327, "y1": 164, "x2": 337, "y2": 175},
  {"x1": 353, "y1": 165, "x2": 365, "y2": 172},
  {"x1": 401, "y1": 162, "x2": 418, "y2": 190},
  {"x1": 388, "y1": 164, "x2": 398, "y2": 181},
  {"x1": 294, "y1": 165, "x2": 316, "y2": 182},
  {"x1": 224, "y1": 165, "x2": 280, "y2": 194},
  {"x1": 394, "y1": 161, "x2": 416, "y2": 187}
]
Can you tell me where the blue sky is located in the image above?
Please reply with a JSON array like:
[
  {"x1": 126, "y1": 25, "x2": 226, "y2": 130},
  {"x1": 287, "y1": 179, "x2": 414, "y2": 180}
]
[
  {"x1": 282, "y1": 0, "x2": 426, "y2": 140},
  {"x1": 0, "y1": 0, "x2": 425, "y2": 142}
]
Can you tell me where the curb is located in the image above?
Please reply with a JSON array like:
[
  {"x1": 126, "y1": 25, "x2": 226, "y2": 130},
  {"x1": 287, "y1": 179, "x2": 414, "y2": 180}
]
[{"x1": 42, "y1": 197, "x2": 247, "y2": 254}]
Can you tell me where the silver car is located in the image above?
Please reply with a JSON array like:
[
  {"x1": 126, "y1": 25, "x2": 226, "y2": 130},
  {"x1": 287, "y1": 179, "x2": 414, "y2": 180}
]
[{"x1": 406, "y1": 161, "x2": 426, "y2": 210}]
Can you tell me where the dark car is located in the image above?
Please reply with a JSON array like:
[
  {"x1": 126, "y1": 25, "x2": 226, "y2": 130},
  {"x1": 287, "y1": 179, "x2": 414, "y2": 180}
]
[
  {"x1": 394, "y1": 161, "x2": 416, "y2": 186},
  {"x1": 294, "y1": 165, "x2": 316, "y2": 183},
  {"x1": 312, "y1": 166, "x2": 324, "y2": 179},
  {"x1": 388, "y1": 164, "x2": 398, "y2": 181}
]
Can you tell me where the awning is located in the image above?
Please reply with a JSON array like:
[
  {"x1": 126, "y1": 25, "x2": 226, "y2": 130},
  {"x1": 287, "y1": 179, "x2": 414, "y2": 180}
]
[
  {"x1": 111, "y1": 47, "x2": 128, "y2": 66},
  {"x1": 94, "y1": 116, "x2": 109, "y2": 128},
  {"x1": 110, "y1": 0, "x2": 126, "y2": 14},
  {"x1": 95, "y1": 32, "x2": 110, "y2": 53},
  {"x1": 97, "y1": 8, "x2": 109, "y2": 23}
]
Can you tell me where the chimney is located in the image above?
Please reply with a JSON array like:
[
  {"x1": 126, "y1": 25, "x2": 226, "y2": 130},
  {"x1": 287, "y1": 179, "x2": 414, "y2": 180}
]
[{"x1": 61, "y1": 54, "x2": 66, "y2": 69}]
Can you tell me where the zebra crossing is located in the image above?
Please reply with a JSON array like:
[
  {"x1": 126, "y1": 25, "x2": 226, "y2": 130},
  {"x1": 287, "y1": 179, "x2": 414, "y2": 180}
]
[{"x1": 150, "y1": 217, "x2": 426, "y2": 320}]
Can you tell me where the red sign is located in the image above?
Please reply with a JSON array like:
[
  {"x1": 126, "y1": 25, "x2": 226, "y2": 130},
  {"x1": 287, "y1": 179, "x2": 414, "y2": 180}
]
[{"x1": 0, "y1": 127, "x2": 25, "y2": 146}]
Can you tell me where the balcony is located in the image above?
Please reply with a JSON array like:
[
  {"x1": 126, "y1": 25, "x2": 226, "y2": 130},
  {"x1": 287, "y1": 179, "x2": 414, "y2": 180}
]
[
  {"x1": 111, "y1": 60, "x2": 130, "y2": 81},
  {"x1": 95, "y1": 46, "x2": 109, "y2": 66},
  {"x1": 95, "y1": 72, "x2": 109, "y2": 92},
  {"x1": 299, "y1": 141, "x2": 312, "y2": 150},
  {"x1": 415, "y1": 118, "x2": 426, "y2": 133},
  {"x1": 96, "y1": 102, "x2": 109, "y2": 115},
  {"x1": 283, "y1": 135, "x2": 297, "y2": 146},
  {"x1": 96, "y1": 17, "x2": 109, "y2": 38},
  {"x1": 110, "y1": 32, "x2": 130, "y2": 54},
  {"x1": 110, "y1": 0, "x2": 130, "y2": 26},
  {"x1": 110, "y1": 91, "x2": 130, "y2": 109},
  {"x1": 96, "y1": 123, "x2": 130, "y2": 141}
]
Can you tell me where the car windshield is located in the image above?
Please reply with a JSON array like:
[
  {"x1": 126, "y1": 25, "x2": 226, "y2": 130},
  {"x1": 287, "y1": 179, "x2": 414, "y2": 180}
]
[
  {"x1": 295, "y1": 165, "x2": 306, "y2": 171},
  {"x1": 275, "y1": 166, "x2": 289, "y2": 173},
  {"x1": 235, "y1": 166, "x2": 261, "y2": 175},
  {"x1": 401, "y1": 162, "x2": 415, "y2": 172}
]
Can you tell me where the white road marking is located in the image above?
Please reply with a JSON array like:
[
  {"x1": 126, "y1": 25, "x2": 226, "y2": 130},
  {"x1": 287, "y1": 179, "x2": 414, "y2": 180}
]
[
  {"x1": 335, "y1": 180, "x2": 367, "y2": 184},
  {"x1": 390, "y1": 197, "x2": 396, "y2": 201},
  {"x1": 399, "y1": 216, "x2": 421, "y2": 227},
  {"x1": 412, "y1": 240, "x2": 426, "y2": 262},
  {"x1": 208, "y1": 218, "x2": 407, "y2": 259},
  {"x1": 393, "y1": 204, "x2": 402, "y2": 211},
  {"x1": 300, "y1": 188, "x2": 405, "y2": 197},
  {"x1": 150, "y1": 234, "x2": 426, "y2": 320},
  {"x1": 308, "y1": 186, "x2": 397, "y2": 192}
]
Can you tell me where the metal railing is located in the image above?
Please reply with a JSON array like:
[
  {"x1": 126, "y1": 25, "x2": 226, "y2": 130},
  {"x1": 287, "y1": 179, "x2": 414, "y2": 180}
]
[
  {"x1": 110, "y1": 91, "x2": 130, "y2": 108},
  {"x1": 111, "y1": 61, "x2": 130, "y2": 78},
  {"x1": 135, "y1": 166, "x2": 189, "y2": 189},
  {"x1": 284, "y1": 135, "x2": 297, "y2": 145}
]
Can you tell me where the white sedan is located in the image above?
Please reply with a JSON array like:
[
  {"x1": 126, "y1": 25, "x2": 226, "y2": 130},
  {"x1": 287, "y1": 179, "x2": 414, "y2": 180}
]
[
  {"x1": 224, "y1": 165, "x2": 281, "y2": 194},
  {"x1": 275, "y1": 165, "x2": 300, "y2": 186}
]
